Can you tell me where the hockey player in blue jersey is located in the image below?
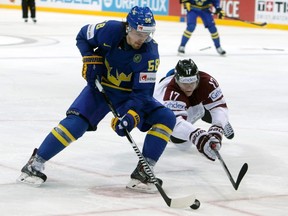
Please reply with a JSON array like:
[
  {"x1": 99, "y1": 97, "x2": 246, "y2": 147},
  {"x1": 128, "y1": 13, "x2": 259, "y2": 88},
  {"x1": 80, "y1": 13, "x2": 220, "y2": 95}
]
[
  {"x1": 178, "y1": 0, "x2": 226, "y2": 55},
  {"x1": 17, "y1": 6, "x2": 176, "y2": 192}
]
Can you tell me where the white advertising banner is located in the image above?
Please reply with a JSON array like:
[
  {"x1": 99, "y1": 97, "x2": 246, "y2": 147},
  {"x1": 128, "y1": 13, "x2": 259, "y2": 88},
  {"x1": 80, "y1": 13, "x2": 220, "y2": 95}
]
[
  {"x1": 37, "y1": 0, "x2": 101, "y2": 10},
  {"x1": 0, "y1": 0, "x2": 102, "y2": 11},
  {"x1": 255, "y1": 0, "x2": 288, "y2": 24}
]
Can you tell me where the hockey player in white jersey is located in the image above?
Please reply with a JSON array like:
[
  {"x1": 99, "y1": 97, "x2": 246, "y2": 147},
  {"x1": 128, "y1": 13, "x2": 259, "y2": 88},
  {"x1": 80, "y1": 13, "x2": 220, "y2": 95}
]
[{"x1": 154, "y1": 59, "x2": 234, "y2": 161}]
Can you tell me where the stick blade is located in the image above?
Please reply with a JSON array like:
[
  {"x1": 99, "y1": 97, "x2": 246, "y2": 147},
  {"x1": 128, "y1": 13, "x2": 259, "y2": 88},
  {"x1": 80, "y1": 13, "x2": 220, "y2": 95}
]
[
  {"x1": 155, "y1": 184, "x2": 197, "y2": 208},
  {"x1": 258, "y1": 22, "x2": 267, "y2": 27},
  {"x1": 169, "y1": 195, "x2": 197, "y2": 208},
  {"x1": 251, "y1": 22, "x2": 267, "y2": 27},
  {"x1": 235, "y1": 163, "x2": 248, "y2": 190}
]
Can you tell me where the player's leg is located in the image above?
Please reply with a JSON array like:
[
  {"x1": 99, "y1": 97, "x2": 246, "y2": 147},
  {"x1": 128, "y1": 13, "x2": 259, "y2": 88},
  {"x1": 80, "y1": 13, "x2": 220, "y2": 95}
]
[
  {"x1": 17, "y1": 86, "x2": 110, "y2": 186},
  {"x1": 21, "y1": 0, "x2": 28, "y2": 22},
  {"x1": 127, "y1": 106, "x2": 176, "y2": 192},
  {"x1": 17, "y1": 114, "x2": 89, "y2": 186},
  {"x1": 29, "y1": 0, "x2": 36, "y2": 23},
  {"x1": 178, "y1": 11, "x2": 197, "y2": 54},
  {"x1": 201, "y1": 11, "x2": 226, "y2": 55}
]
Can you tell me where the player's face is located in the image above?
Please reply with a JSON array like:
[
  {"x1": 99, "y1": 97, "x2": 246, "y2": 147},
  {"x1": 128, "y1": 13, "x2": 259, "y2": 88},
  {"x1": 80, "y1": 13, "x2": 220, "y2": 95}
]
[
  {"x1": 177, "y1": 82, "x2": 198, "y2": 97},
  {"x1": 126, "y1": 28, "x2": 149, "y2": 49}
]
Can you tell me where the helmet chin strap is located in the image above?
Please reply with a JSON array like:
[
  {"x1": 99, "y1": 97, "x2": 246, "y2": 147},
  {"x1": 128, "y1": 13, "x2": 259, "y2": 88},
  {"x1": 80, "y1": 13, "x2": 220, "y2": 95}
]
[
  {"x1": 145, "y1": 35, "x2": 153, "y2": 43},
  {"x1": 126, "y1": 25, "x2": 130, "y2": 34}
]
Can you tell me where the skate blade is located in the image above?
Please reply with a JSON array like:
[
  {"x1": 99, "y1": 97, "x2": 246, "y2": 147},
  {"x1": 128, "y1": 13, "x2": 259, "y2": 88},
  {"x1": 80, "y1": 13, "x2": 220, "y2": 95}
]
[
  {"x1": 16, "y1": 173, "x2": 44, "y2": 187},
  {"x1": 177, "y1": 52, "x2": 185, "y2": 56},
  {"x1": 126, "y1": 179, "x2": 157, "y2": 194}
]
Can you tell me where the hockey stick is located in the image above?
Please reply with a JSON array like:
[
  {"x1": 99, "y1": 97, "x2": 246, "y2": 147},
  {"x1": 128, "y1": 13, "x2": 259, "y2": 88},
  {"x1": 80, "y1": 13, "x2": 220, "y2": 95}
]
[
  {"x1": 95, "y1": 79, "x2": 198, "y2": 208},
  {"x1": 223, "y1": 16, "x2": 267, "y2": 27},
  {"x1": 213, "y1": 149, "x2": 248, "y2": 190}
]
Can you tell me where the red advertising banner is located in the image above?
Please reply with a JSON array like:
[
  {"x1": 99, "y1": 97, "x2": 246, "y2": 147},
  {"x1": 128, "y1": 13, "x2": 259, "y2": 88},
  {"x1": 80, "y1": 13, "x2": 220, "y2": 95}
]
[
  {"x1": 221, "y1": 0, "x2": 255, "y2": 21},
  {"x1": 169, "y1": 0, "x2": 182, "y2": 16},
  {"x1": 168, "y1": 0, "x2": 256, "y2": 22}
]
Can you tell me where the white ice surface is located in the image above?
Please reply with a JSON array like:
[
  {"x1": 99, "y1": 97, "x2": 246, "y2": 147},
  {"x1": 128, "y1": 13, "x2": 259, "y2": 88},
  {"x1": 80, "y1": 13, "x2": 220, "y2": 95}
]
[{"x1": 1, "y1": 9, "x2": 288, "y2": 216}]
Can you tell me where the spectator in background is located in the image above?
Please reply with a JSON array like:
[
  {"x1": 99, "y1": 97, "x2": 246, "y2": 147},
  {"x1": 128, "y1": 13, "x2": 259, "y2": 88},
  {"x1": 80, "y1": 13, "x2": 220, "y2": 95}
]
[{"x1": 21, "y1": 0, "x2": 37, "y2": 23}]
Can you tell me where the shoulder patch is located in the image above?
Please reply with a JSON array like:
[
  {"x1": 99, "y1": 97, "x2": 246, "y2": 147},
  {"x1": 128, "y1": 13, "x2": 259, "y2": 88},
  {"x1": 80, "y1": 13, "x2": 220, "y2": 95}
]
[
  {"x1": 209, "y1": 87, "x2": 223, "y2": 101},
  {"x1": 87, "y1": 24, "x2": 96, "y2": 40}
]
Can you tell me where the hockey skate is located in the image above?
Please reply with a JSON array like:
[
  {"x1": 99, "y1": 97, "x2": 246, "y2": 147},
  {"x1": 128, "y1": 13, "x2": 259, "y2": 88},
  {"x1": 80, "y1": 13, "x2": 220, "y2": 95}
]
[
  {"x1": 126, "y1": 161, "x2": 162, "y2": 193},
  {"x1": 17, "y1": 148, "x2": 47, "y2": 186},
  {"x1": 216, "y1": 47, "x2": 226, "y2": 55},
  {"x1": 224, "y1": 122, "x2": 234, "y2": 139},
  {"x1": 178, "y1": 46, "x2": 185, "y2": 55}
]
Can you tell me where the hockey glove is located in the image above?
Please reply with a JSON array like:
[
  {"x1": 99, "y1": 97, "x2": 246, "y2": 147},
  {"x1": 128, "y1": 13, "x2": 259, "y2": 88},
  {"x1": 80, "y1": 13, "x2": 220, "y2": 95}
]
[
  {"x1": 190, "y1": 128, "x2": 221, "y2": 161},
  {"x1": 111, "y1": 110, "x2": 140, "y2": 137},
  {"x1": 208, "y1": 125, "x2": 224, "y2": 142},
  {"x1": 215, "y1": 7, "x2": 225, "y2": 19},
  {"x1": 184, "y1": 2, "x2": 192, "y2": 11},
  {"x1": 82, "y1": 55, "x2": 104, "y2": 88}
]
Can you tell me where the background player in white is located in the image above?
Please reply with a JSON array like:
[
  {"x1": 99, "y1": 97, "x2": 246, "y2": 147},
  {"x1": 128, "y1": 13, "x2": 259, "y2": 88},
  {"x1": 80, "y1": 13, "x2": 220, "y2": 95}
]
[{"x1": 154, "y1": 59, "x2": 234, "y2": 161}]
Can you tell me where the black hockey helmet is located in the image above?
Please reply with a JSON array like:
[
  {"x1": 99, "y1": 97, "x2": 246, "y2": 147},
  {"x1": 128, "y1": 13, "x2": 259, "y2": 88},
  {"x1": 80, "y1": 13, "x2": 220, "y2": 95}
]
[{"x1": 175, "y1": 59, "x2": 199, "y2": 83}]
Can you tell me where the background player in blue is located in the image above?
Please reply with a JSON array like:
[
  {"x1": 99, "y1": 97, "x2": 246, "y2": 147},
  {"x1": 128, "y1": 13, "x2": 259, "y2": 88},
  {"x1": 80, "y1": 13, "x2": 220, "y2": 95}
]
[
  {"x1": 17, "y1": 6, "x2": 176, "y2": 193},
  {"x1": 178, "y1": 0, "x2": 226, "y2": 55}
]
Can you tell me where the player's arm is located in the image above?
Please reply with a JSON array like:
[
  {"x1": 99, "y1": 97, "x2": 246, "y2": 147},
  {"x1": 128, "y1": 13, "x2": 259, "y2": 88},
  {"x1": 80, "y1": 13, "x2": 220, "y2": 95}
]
[
  {"x1": 76, "y1": 23, "x2": 107, "y2": 87},
  {"x1": 76, "y1": 24, "x2": 100, "y2": 56},
  {"x1": 212, "y1": 0, "x2": 225, "y2": 19},
  {"x1": 173, "y1": 114, "x2": 222, "y2": 162},
  {"x1": 212, "y1": 0, "x2": 220, "y2": 8},
  {"x1": 172, "y1": 114, "x2": 221, "y2": 161},
  {"x1": 201, "y1": 74, "x2": 227, "y2": 142},
  {"x1": 179, "y1": 0, "x2": 192, "y2": 11}
]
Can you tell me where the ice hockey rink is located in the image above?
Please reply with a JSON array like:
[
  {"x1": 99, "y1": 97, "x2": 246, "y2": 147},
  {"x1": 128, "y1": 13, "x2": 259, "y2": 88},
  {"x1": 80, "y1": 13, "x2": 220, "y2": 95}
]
[{"x1": 1, "y1": 9, "x2": 288, "y2": 216}]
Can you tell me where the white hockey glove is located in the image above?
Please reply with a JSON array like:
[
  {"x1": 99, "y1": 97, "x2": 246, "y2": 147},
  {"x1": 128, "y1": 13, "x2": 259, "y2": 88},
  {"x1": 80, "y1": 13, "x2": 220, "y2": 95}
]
[
  {"x1": 208, "y1": 125, "x2": 224, "y2": 142},
  {"x1": 190, "y1": 129, "x2": 221, "y2": 161}
]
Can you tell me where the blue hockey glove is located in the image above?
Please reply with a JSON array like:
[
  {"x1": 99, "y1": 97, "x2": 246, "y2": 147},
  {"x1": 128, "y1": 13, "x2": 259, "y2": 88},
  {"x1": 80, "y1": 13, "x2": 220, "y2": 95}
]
[
  {"x1": 215, "y1": 7, "x2": 225, "y2": 19},
  {"x1": 82, "y1": 55, "x2": 104, "y2": 88},
  {"x1": 111, "y1": 110, "x2": 140, "y2": 137}
]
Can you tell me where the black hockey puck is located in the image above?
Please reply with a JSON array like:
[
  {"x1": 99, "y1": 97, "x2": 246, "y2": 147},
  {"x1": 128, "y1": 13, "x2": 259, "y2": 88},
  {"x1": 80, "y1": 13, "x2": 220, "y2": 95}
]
[{"x1": 190, "y1": 199, "x2": 200, "y2": 210}]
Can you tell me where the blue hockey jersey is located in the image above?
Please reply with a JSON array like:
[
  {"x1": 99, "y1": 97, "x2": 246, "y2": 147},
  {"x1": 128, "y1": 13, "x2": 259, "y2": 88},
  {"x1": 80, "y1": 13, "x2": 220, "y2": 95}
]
[{"x1": 75, "y1": 20, "x2": 160, "y2": 117}]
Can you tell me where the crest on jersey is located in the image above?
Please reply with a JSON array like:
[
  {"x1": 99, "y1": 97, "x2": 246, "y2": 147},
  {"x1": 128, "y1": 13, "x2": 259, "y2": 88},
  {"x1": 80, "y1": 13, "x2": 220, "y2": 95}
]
[{"x1": 133, "y1": 54, "x2": 142, "y2": 63}]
